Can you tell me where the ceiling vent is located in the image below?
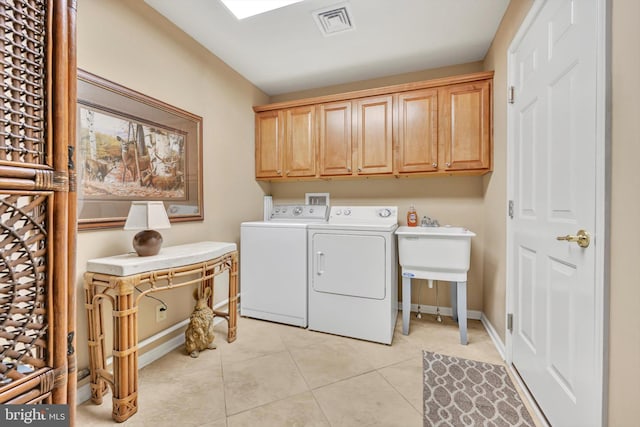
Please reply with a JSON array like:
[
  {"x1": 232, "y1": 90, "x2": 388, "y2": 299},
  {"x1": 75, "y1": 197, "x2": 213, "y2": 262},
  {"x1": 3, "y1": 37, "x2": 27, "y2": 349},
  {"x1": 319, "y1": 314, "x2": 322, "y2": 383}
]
[{"x1": 312, "y1": 3, "x2": 355, "y2": 36}]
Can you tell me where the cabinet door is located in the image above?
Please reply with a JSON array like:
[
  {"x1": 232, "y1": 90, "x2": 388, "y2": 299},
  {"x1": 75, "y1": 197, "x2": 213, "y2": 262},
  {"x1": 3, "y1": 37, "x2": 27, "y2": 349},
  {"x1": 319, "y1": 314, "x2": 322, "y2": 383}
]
[
  {"x1": 397, "y1": 89, "x2": 438, "y2": 173},
  {"x1": 255, "y1": 110, "x2": 284, "y2": 178},
  {"x1": 439, "y1": 80, "x2": 491, "y2": 171},
  {"x1": 355, "y1": 95, "x2": 393, "y2": 174},
  {"x1": 318, "y1": 101, "x2": 353, "y2": 176},
  {"x1": 285, "y1": 106, "x2": 316, "y2": 177}
]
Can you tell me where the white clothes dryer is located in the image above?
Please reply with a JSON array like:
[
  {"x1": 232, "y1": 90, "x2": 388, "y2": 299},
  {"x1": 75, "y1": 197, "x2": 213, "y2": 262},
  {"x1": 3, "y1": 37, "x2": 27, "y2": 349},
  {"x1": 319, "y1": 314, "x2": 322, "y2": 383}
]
[
  {"x1": 307, "y1": 206, "x2": 398, "y2": 344},
  {"x1": 241, "y1": 204, "x2": 328, "y2": 327}
]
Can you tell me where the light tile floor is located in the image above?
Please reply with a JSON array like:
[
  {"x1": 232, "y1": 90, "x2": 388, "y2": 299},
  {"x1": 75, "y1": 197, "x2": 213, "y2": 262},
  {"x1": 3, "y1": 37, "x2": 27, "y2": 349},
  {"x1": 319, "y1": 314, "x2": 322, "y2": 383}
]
[{"x1": 77, "y1": 314, "x2": 540, "y2": 426}]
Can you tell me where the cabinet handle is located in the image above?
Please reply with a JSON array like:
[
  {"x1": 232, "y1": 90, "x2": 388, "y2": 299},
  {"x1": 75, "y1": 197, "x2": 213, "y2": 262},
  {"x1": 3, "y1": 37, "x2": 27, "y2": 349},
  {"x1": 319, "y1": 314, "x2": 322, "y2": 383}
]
[
  {"x1": 286, "y1": 170, "x2": 290, "y2": 176},
  {"x1": 445, "y1": 162, "x2": 451, "y2": 167},
  {"x1": 357, "y1": 167, "x2": 362, "y2": 172},
  {"x1": 347, "y1": 167, "x2": 351, "y2": 172},
  {"x1": 277, "y1": 169, "x2": 282, "y2": 174},
  {"x1": 432, "y1": 163, "x2": 437, "y2": 168}
]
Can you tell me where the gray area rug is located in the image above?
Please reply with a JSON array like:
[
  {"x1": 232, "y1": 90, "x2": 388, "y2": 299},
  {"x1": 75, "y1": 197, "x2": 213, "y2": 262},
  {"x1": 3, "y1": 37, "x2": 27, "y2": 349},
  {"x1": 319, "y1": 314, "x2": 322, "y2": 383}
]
[{"x1": 423, "y1": 351, "x2": 535, "y2": 427}]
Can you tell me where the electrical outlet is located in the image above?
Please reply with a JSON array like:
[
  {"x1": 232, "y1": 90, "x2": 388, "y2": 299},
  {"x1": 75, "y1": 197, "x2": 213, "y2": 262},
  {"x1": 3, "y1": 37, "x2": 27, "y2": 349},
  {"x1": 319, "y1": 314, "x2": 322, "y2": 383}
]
[{"x1": 155, "y1": 304, "x2": 167, "y2": 322}]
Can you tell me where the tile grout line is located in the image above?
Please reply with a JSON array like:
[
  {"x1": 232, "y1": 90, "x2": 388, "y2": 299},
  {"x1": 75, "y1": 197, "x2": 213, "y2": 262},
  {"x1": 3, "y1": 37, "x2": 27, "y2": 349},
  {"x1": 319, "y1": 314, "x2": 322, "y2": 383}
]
[
  {"x1": 282, "y1": 329, "x2": 334, "y2": 426},
  {"x1": 375, "y1": 356, "x2": 424, "y2": 416}
]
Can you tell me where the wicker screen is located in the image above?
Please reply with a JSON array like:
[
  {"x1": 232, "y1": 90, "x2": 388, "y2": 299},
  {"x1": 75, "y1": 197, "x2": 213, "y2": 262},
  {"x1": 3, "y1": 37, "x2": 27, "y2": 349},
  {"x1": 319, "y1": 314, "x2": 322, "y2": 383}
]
[
  {"x1": 0, "y1": 0, "x2": 47, "y2": 166},
  {"x1": 0, "y1": 0, "x2": 49, "y2": 392},
  {"x1": 0, "y1": 193, "x2": 49, "y2": 387}
]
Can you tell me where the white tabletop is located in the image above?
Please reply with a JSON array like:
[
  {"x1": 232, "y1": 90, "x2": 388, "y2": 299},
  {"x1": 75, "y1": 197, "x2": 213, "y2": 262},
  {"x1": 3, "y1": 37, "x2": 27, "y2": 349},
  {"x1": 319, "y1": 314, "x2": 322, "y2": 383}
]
[{"x1": 86, "y1": 241, "x2": 237, "y2": 276}]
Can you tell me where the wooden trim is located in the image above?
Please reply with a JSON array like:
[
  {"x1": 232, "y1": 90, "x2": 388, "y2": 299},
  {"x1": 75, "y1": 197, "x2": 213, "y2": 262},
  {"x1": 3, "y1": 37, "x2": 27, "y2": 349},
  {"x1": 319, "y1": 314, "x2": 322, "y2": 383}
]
[
  {"x1": 51, "y1": 0, "x2": 70, "y2": 404},
  {"x1": 256, "y1": 168, "x2": 491, "y2": 182},
  {"x1": 0, "y1": 368, "x2": 52, "y2": 403},
  {"x1": 66, "y1": 0, "x2": 78, "y2": 421},
  {"x1": 254, "y1": 71, "x2": 495, "y2": 112}
]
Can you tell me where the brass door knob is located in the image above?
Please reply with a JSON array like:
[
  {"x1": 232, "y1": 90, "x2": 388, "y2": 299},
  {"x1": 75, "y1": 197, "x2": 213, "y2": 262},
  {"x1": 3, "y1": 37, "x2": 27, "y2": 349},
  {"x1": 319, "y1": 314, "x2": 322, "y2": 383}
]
[{"x1": 556, "y1": 229, "x2": 591, "y2": 248}]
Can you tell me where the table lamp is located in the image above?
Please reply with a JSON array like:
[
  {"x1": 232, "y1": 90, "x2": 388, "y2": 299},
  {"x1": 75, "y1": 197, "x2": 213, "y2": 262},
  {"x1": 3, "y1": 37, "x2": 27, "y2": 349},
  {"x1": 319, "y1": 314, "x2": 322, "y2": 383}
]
[{"x1": 124, "y1": 201, "x2": 171, "y2": 256}]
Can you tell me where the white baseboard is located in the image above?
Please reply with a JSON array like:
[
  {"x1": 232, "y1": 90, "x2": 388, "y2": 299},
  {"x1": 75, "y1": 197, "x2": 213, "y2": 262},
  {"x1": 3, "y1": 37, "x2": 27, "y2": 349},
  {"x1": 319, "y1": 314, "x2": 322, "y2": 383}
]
[
  {"x1": 398, "y1": 302, "x2": 482, "y2": 320},
  {"x1": 77, "y1": 299, "x2": 231, "y2": 405},
  {"x1": 480, "y1": 313, "x2": 506, "y2": 360}
]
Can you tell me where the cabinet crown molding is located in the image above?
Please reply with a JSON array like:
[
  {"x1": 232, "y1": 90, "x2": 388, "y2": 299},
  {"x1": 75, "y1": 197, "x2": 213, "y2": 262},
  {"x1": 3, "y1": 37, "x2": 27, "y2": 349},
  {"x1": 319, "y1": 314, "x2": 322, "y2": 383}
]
[{"x1": 253, "y1": 71, "x2": 494, "y2": 112}]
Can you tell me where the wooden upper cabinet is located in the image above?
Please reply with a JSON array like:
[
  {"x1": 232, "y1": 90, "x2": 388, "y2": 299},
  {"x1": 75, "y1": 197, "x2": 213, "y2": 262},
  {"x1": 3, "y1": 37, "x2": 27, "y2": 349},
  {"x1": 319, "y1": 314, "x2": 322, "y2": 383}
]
[
  {"x1": 439, "y1": 80, "x2": 491, "y2": 171},
  {"x1": 318, "y1": 101, "x2": 352, "y2": 176},
  {"x1": 253, "y1": 71, "x2": 493, "y2": 180},
  {"x1": 285, "y1": 106, "x2": 316, "y2": 177},
  {"x1": 396, "y1": 89, "x2": 439, "y2": 173},
  {"x1": 355, "y1": 95, "x2": 393, "y2": 175},
  {"x1": 255, "y1": 110, "x2": 284, "y2": 178}
]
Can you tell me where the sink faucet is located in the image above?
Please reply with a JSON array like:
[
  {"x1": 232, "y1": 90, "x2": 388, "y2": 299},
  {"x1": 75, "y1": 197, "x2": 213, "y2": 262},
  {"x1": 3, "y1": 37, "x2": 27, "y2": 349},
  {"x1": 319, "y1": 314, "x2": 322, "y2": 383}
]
[{"x1": 420, "y1": 216, "x2": 439, "y2": 227}]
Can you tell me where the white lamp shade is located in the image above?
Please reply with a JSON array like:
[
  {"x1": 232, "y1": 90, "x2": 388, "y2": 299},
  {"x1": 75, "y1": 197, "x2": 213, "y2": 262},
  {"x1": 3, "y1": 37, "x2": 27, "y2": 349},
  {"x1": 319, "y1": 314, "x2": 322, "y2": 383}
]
[{"x1": 124, "y1": 201, "x2": 171, "y2": 231}]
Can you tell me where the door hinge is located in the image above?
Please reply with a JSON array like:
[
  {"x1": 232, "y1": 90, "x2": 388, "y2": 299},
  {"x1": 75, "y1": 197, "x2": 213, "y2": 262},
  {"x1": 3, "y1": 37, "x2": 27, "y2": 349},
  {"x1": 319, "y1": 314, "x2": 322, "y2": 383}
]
[
  {"x1": 507, "y1": 313, "x2": 514, "y2": 333},
  {"x1": 508, "y1": 86, "x2": 515, "y2": 104},
  {"x1": 508, "y1": 200, "x2": 514, "y2": 219}
]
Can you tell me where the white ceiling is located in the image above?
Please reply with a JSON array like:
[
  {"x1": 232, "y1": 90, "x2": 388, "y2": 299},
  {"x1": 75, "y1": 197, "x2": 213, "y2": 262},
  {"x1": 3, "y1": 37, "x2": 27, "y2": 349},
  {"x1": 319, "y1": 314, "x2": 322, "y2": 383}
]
[{"x1": 144, "y1": 0, "x2": 510, "y2": 96}]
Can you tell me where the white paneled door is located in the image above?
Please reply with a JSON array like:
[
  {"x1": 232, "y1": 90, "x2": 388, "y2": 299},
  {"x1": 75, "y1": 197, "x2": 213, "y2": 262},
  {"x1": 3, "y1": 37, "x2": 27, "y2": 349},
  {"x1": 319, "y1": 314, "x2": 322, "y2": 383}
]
[{"x1": 508, "y1": 0, "x2": 604, "y2": 426}]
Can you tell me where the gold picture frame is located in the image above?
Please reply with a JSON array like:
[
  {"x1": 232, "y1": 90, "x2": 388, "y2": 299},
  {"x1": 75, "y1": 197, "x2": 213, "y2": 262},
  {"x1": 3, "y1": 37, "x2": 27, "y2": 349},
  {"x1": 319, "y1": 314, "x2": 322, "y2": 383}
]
[{"x1": 77, "y1": 69, "x2": 203, "y2": 230}]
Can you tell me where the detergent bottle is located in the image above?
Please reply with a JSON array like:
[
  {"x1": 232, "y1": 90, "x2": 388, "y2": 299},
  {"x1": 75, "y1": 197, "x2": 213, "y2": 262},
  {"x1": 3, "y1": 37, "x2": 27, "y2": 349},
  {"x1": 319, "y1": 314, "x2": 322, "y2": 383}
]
[{"x1": 407, "y1": 204, "x2": 418, "y2": 227}]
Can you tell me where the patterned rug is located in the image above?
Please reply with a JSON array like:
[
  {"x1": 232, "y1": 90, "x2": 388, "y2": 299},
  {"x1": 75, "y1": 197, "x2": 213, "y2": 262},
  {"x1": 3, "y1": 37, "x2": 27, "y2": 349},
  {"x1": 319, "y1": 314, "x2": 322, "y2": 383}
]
[{"x1": 423, "y1": 351, "x2": 536, "y2": 427}]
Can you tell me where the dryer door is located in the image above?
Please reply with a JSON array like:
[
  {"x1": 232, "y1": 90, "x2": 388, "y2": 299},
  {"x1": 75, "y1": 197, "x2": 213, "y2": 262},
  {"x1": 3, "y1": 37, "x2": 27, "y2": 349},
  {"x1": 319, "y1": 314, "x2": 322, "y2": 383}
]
[{"x1": 311, "y1": 232, "x2": 386, "y2": 299}]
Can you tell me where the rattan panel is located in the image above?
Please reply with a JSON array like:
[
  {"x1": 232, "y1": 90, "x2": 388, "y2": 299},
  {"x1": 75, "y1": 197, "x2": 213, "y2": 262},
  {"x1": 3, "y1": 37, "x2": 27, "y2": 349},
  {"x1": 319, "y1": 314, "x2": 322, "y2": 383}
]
[
  {"x1": 0, "y1": 192, "x2": 49, "y2": 387},
  {"x1": 0, "y1": 0, "x2": 47, "y2": 165}
]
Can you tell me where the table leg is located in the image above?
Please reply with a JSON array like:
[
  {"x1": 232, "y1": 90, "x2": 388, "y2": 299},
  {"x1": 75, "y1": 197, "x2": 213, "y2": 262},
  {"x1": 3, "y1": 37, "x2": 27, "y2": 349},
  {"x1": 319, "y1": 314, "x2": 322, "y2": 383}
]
[
  {"x1": 228, "y1": 252, "x2": 238, "y2": 342},
  {"x1": 402, "y1": 275, "x2": 412, "y2": 335},
  {"x1": 111, "y1": 278, "x2": 138, "y2": 422},
  {"x1": 84, "y1": 277, "x2": 107, "y2": 404},
  {"x1": 450, "y1": 281, "x2": 458, "y2": 323},
  {"x1": 457, "y1": 281, "x2": 468, "y2": 345}
]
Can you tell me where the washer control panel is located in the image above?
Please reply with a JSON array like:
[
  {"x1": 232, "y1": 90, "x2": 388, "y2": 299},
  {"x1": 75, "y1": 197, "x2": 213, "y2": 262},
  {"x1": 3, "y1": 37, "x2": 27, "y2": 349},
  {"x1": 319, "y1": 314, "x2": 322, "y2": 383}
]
[{"x1": 270, "y1": 204, "x2": 329, "y2": 222}]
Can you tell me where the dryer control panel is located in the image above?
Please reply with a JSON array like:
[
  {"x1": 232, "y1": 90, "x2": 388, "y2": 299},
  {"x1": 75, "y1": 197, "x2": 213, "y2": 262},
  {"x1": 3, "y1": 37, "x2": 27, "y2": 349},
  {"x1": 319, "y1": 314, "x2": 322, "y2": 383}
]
[{"x1": 328, "y1": 206, "x2": 398, "y2": 226}]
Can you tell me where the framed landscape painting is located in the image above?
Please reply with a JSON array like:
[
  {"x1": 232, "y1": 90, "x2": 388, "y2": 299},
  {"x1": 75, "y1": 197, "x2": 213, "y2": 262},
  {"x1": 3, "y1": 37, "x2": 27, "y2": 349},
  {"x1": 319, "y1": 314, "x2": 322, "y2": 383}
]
[{"x1": 77, "y1": 69, "x2": 203, "y2": 230}]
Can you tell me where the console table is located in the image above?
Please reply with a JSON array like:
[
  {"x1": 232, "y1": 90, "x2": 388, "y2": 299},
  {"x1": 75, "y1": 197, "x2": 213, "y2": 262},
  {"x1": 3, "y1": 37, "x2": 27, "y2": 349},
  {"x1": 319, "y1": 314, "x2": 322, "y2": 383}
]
[{"x1": 84, "y1": 241, "x2": 238, "y2": 422}]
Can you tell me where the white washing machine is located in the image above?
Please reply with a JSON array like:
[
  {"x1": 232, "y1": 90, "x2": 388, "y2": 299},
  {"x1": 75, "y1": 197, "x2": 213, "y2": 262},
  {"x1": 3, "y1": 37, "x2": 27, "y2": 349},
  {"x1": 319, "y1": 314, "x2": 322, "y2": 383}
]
[
  {"x1": 240, "y1": 204, "x2": 328, "y2": 327},
  {"x1": 307, "y1": 206, "x2": 398, "y2": 344}
]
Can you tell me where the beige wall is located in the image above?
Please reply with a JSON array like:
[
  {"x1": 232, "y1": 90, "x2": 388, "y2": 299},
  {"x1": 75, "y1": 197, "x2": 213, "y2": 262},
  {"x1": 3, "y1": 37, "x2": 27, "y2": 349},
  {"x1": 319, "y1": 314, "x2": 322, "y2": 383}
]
[
  {"x1": 75, "y1": 0, "x2": 269, "y2": 373},
  {"x1": 269, "y1": 61, "x2": 484, "y2": 103},
  {"x1": 482, "y1": 0, "x2": 640, "y2": 424},
  {"x1": 269, "y1": 60, "x2": 487, "y2": 311},
  {"x1": 75, "y1": 0, "x2": 640, "y2": 423},
  {"x1": 609, "y1": 0, "x2": 640, "y2": 424},
  {"x1": 271, "y1": 177, "x2": 486, "y2": 311},
  {"x1": 481, "y1": 0, "x2": 534, "y2": 345}
]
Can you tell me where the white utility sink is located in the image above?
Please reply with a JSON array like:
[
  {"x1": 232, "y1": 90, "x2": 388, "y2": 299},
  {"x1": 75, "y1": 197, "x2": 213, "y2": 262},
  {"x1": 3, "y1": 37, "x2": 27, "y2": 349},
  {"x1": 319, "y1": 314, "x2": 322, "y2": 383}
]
[
  {"x1": 396, "y1": 225, "x2": 476, "y2": 345},
  {"x1": 395, "y1": 225, "x2": 475, "y2": 281}
]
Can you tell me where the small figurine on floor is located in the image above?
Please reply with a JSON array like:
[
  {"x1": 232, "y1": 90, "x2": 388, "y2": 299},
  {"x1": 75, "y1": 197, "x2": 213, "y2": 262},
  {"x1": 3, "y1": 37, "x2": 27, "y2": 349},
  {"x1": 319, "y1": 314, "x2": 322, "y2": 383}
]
[{"x1": 185, "y1": 287, "x2": 217, "y2": 358}]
